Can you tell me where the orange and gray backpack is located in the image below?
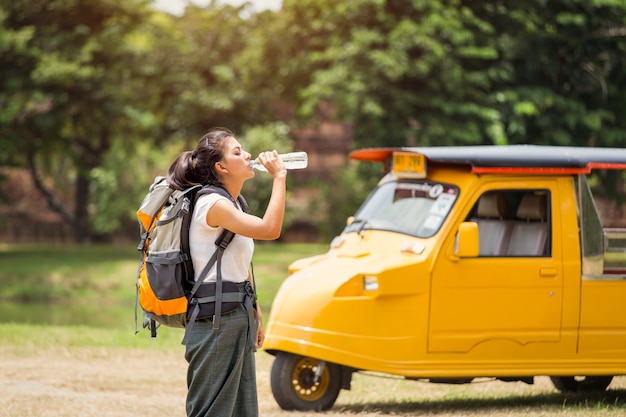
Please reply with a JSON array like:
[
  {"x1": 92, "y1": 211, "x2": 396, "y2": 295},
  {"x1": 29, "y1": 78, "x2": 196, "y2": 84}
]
[{"x1": 135, "y1": 176, "x2": 254, "y2": 344}]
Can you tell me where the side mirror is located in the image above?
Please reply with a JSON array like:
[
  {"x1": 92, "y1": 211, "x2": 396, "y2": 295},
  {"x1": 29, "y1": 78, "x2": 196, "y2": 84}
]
[{"x1": 455, "y1": 222, "x2": 479, "y2": 258}]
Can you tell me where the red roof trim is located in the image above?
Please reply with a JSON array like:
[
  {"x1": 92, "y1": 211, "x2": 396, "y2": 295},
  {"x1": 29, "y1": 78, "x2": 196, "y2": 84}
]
[
  {"x1": 588, "y1": 162, "x2": 626, "y2": 171},
  {"x1": 472, "y1": 162, "x2": 626, "y2": 175},
  {"x1": 472, "y1": 167, "x2": 588, "y2": 175}
]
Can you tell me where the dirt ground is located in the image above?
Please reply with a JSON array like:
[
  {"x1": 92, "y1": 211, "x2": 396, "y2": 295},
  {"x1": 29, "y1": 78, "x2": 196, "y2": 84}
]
[{"x1": 2, "y1": 346, "x2": 626, "y2": 417}]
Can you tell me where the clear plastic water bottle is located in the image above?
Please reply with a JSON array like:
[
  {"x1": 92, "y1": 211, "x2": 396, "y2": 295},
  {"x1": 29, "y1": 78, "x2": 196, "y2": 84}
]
[{"x1": 251, "y1": 151, "x2": 308, "y2": 171}]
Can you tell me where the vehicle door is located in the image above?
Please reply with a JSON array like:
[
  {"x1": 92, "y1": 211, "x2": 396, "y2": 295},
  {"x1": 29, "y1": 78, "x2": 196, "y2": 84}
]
[{"x1": 428, "y1": 180, "x2": 564, "y2": 354}]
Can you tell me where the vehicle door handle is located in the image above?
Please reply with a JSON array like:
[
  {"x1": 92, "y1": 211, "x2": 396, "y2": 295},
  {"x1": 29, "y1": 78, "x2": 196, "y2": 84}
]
[{"x1": 540, "y1": 267, "x2": 557, "y2": 277}]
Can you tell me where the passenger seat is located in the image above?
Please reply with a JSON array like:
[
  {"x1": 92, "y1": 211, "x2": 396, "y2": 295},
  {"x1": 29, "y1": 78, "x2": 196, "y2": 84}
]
[
  {"x1": 472, "y1": 193, "x2": 513, "y2": 256},
  {"x1": 507, "y1": 193, "x2": 548, "y2": 256}
]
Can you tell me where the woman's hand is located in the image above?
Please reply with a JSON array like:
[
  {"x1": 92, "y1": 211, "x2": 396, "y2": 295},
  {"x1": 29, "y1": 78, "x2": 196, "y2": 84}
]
[
  {"x1": 255, "y1": 305, "x2": 265, "y2": 349},
  {"x1": 257, "y1": 150, "x2": 287, "y2": 179},
  {"x1": 256, "y1": 324, "x2": 265, "y2": 349}
]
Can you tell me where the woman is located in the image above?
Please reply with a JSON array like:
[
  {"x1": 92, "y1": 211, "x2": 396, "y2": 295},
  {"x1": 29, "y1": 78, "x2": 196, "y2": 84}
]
[{"x1": 167, "y1": 128, "x2": 286, "y2": 417}]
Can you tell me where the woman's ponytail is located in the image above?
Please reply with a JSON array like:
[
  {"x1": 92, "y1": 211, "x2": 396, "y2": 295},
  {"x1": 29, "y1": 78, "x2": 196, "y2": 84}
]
[
  {"x1": 166, "y1": 128, "x2": 233, "y2": 190},
  {"x1": 167, "y1": 151, "x2": 198, "y2": 190}
]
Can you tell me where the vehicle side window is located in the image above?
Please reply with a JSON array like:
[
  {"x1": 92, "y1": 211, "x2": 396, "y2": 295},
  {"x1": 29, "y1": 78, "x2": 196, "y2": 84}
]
[
  {"x1": 467, "y1": 190, "x2": 551, "y2": 257},
  {"x1": 577, "y1": 176, "x2": 604, "y2": 275}
]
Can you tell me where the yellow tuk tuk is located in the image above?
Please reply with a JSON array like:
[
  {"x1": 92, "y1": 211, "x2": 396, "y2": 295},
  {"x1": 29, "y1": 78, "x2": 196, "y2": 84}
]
[{"x1": 264, "y1": 145, "x2": 626, "y2": 411}]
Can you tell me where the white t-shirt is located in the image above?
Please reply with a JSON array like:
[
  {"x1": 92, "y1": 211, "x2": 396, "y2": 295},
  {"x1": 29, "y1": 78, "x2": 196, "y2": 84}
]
[{"x1": 189, "y1": 193, "x2": 254, "y2": 283}]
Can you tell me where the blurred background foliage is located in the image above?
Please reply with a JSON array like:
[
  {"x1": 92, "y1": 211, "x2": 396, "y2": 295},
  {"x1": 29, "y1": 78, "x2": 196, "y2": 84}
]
[{"x1": 1, "y1": 0, "x2": 625, "y2": 243}]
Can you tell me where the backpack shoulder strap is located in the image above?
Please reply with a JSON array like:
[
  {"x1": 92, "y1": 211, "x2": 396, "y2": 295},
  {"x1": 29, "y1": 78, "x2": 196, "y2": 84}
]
[
  {"x1": 184, "y1": 185, "x2": 251, "y2": 341},
  {"x1": 177, "y1": 184, "x2": 202, "y2": 274},
  {"x1": 196, "y1": 184, "x2": 249, "y2": 212},
  {"x1": 188, "y1": 185, "x2": 242, "y2": 286},
  {"x1": 237, "y1": 194, "x2": 250, "y2": 214}
]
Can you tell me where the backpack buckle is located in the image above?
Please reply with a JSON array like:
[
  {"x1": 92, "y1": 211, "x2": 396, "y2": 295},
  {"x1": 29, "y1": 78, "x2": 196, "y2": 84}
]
[{"x1": 243, "y1": 280, "x2": 257, "y2": 303}]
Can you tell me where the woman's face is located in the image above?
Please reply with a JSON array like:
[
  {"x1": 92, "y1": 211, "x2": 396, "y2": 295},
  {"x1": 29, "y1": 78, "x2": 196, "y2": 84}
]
[{"x1": 219, "y1": 136, "x2": 254, "y2": 180}]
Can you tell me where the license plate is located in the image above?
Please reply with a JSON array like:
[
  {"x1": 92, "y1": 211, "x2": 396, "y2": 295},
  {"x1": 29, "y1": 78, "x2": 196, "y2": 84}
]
[{"x1": 392, "y1": 152, "x2": 426, "y2": 178}]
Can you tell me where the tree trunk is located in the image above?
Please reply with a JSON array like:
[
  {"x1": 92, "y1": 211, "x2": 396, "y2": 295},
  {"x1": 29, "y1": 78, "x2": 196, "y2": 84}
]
[
  {"x1": 74, "y1": 174, "x2": 91, "y2": 243},
  {"x1": 26, "y1": 150, "x2": 92, "y2": 243}
]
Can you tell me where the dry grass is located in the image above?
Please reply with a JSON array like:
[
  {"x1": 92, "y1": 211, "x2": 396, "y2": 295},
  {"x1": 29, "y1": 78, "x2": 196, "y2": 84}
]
[
  {"x1": 1, "y1": 344, "x2": 626, "y2": 417},
  {"x1": 1, "y1": 242, "x2": 626, "y2": 416}
]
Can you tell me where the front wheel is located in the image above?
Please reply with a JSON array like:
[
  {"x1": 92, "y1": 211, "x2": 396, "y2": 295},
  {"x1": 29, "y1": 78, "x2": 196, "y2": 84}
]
[
  {"x1": 550, "y1": 376, "x2": 613, "y2": 393},
  {"x1": 270, "y1": 352, "x2": 342, "y2": 411}
]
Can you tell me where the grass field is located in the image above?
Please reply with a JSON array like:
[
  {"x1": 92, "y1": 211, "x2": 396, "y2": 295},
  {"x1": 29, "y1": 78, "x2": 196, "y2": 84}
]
[
  {"x1": 0, "y1": 242, "x2": 328, "y2": 316},
  {"x1": 1, "y1": 243, "x2": 626, "y2": 416}
]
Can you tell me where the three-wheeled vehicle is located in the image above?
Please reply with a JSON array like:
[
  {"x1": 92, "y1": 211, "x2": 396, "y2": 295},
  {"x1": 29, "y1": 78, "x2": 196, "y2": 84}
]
[{"x1": 263, "y1": 145, "x2": 626, "y2": 411}]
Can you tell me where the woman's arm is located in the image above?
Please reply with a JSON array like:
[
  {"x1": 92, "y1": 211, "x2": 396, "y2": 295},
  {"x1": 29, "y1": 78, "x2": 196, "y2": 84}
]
[{"x1": 208, "y1": 152, "x2": 287, "y2": 240}]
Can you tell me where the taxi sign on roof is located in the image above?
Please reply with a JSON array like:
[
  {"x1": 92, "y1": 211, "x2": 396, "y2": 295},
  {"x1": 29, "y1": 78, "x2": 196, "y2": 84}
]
[{"x1": 392, "y1": 152, "x2": 426, "y2": 178}]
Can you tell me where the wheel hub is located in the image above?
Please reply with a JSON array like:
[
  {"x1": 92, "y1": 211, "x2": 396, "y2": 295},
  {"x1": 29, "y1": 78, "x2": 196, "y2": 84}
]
[{"x1": 292, "y1": 359, "x2": 327, "y2": 400}]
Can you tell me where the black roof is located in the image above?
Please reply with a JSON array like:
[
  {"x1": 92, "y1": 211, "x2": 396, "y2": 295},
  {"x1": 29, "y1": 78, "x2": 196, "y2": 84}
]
[{"x1": 349, "y1": 145, "x2": 626, "y2": 171}]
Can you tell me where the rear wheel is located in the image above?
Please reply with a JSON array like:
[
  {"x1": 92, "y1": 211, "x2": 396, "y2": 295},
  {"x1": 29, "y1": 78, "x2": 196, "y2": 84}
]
[
  {"x1": 550, "y1": 376, "x2": 613, "y2": 393},
  {"x1": 270, "y1": 352, "x2": 342, "y2": 411}
]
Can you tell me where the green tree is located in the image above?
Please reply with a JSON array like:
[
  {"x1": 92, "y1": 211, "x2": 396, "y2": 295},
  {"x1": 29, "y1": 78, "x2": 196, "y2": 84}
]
[
  {"x1": 0, "y1": 0, "x2": 157, "y2": 242},
  {"x1": 272, "y1": 0, "x2": 502, "y2": 147},
  {"x1": 149, "y1": 3, "x2": 281, "y2": 141},
  {"x1": 272, "y1": 0, "x2": 626, "y2": 149},
  {"x1": 467, "y1": 0, "x2": 626, "y2": 147},
  {"x1": 4, "y1": 0, "x2": 625, "y2": 243}
]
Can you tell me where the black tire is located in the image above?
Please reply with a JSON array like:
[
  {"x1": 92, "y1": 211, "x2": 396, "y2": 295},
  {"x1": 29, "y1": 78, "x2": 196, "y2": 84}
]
[
  {"x1": 270, "y1": 352, "x2": 342, "y2": 411},
  {"x1": 550, "y1": 376, "x2": 613, "y2": 393}
]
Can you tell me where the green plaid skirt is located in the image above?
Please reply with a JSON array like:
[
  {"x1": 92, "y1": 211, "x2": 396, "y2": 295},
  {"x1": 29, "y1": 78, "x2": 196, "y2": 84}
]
[{"x1": 184, "y1": 305, "x2": 258, "y2": 417}]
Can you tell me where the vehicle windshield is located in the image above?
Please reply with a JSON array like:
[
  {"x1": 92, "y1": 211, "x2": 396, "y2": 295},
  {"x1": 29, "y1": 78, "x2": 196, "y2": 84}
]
[{"x1": 344, "y1": 180, "x2": 459, "y2": 238}]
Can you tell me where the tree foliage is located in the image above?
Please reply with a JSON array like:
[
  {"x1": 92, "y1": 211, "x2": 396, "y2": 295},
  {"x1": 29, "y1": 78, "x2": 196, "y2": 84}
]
[
  {"x1": 273, "y1": 0, "x2": 626, "y2": 149},
  {"x1": 0, "y1": 0, "x2": 157, "y2": 241},
  {"x1": 272, "y1": 0, "x2": 506, "y2": 147},
  {"x1": 468, "y1": 0, "x2": 626, "y2": 148},
  {"x1": 1, "y1": 0, "x2": 626, "y2": 241}
]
